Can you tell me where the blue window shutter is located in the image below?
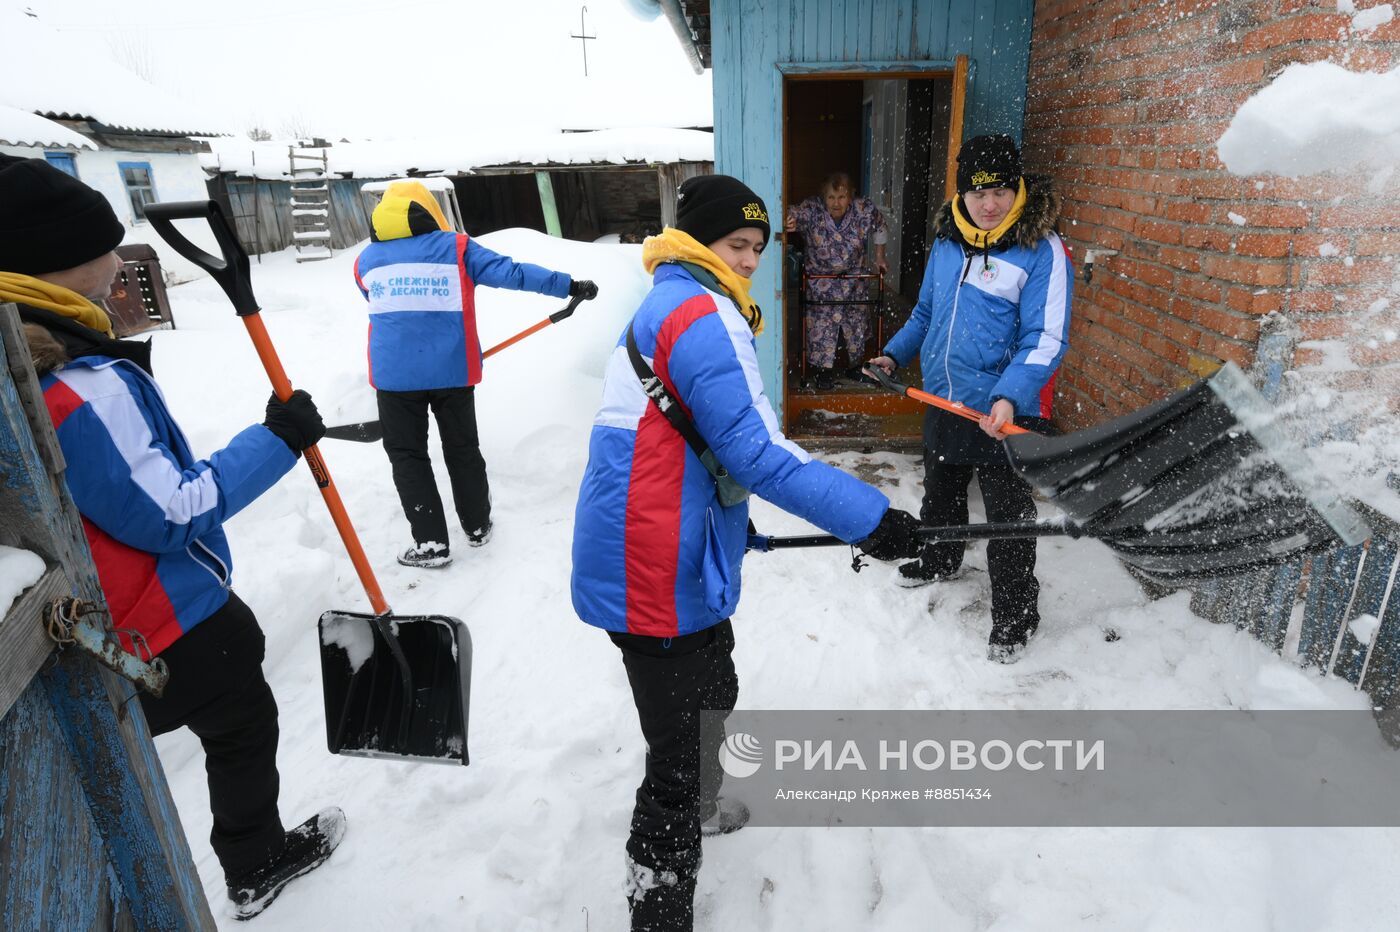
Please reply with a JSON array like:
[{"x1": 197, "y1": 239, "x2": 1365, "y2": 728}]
[{"x1": 44, "y1": 152, "x2": 79, "y2": 178}]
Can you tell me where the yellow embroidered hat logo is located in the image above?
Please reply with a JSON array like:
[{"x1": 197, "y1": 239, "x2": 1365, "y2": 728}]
[
  {"x1": 742, "y1": 202, "x2": 769, "y2": 223},
  {"x1": 970, "y1": 170, "x2": 1003, "y2": 187}
]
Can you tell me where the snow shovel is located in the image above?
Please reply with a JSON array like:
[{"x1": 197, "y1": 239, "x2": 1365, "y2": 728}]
[
  {"x1": 144, "y1": 200, "x2": 473, "y2": 765},
  {"x1": 323, "y1": 292, "x2": 589, "y2": 442},
  {"x1": 759, "y1": 364, "x2": 1369, "y2": 585},
  {"x1": 861, "y1": 365, "x2": 1031, "y2": 436}
]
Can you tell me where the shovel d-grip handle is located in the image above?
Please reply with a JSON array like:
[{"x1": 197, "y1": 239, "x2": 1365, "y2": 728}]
[
  {"x1": 481, "y1": 292, "x2": 587, "y2": 360},
  {"x1": 861, "y1": 365, "x2": 1031, "y2": 437},
  {"x1": 145, "y1": 200, "x2": 392, "y2": 617},
  {"x1": 145, "y1": 200, "x2": 260, "y2": 317}
]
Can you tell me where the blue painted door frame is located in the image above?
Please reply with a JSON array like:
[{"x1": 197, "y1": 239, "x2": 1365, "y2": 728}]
[
  {"x1": 0, "y1": 305, "x2": 214, "y2": 929},
  {"x1": 709, "y1": 0, "x2": 1036, "y2": 420}
]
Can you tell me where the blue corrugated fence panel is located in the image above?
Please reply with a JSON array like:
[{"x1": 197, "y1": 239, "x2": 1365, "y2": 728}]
[
  {"x1": 1332, "y1": 538, "x2": 1400, "y2": 684},
  {"x1": 1360, "y1": 549, "x2": 1400, "y2": 709},
  {"x1": 1299, "y1": 545, "x2": 1365, "y2": 671},
  {"x1": 1254, "y1": 559, "x2": 1305, "y2": 653}
]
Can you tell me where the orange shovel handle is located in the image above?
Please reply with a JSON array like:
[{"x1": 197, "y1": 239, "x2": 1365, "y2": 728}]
[
  {"x1": 903, "y1": 384, "x2": 1030, "y2": 436},
  {"x1": 243, "y1": 315, "x2": 391, "y2": 616}
]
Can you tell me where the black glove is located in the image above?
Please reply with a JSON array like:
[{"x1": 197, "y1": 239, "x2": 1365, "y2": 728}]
[
  {"x1": 857, "y1": 508, "x2": 923, "y2": 562},
  {"x1": 569, "y1": 279, "x2": 599, "y2": 300},
  {"x1": 263, "y1": 389, "x2": 325, "y2": 454}
]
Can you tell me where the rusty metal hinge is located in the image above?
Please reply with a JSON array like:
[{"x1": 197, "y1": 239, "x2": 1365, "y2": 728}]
[{"x1": 44, "y1": 597, "x2": 170, "y2": 697}]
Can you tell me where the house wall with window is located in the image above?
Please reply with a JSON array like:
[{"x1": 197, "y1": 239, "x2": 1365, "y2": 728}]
[{"x1": 0, "y1": 144, "x2": 214, "y2": 285}]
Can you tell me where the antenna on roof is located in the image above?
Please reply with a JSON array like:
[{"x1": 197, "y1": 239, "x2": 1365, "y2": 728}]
[{"x1": 571, "y1": 5, "x2": 597, "y2": 77}]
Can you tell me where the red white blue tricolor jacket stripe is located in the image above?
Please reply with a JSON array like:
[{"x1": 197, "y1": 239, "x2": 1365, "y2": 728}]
[
  {"x1": 571, "y1": 263, "x2": 888, "y2": 637},
  {"x1": 42, "y1": 356, "x2": 295, "y2": 655}
]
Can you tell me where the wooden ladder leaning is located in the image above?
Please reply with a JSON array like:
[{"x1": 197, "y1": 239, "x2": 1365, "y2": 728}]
[{"x1": 289, "y1": 144, "x2": 333, "y2": 262}]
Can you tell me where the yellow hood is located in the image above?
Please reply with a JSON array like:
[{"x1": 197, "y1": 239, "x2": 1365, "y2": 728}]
[{"x1": 371, "y1": 181, "x2": 451, "y2": 242}]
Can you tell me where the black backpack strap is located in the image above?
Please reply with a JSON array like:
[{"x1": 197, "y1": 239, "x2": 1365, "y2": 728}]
[{"x1": 625, "y1": 323, "x2": 749, "y2": 505}]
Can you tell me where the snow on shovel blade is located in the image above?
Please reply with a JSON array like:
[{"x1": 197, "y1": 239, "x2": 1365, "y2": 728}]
[
  {"x1": 1004, "y1": 362, "x2": 1370, "y2": 584},
  {"x1": 318, "y1": 610, "x2": 472, "y2": 765}
]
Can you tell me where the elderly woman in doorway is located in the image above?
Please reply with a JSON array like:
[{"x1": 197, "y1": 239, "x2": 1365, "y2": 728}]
[{"x1": 785, "y1": 172, "x2": 889, "y2": 390}]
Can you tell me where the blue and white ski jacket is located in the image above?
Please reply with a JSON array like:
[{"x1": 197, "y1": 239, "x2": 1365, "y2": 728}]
[
  {"x1": 883, "y1": 180, "x2": 1072, "y2": 417},
  {"x1": 571, "y1": 263, "x2": 889, "y2": 637},
  {"x1": 353, "y1": 230, "x2": 573, "y2": 392},
  {"x1": 42, "y1": 356, "x2": 296, "y2": 656}
]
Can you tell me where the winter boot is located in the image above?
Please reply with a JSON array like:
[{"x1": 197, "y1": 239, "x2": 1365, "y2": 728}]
[
  {"x1": 625, "y1": 855, "x2": 697, "y2": 932},
  {"x1": 896, "y1": 549, "x2": 964, "y2": 589},
  {"x1": 465, "y1": 521, "x2": 493, "y2": 548},
  {"x1": 987, "y1": 619, "x2": 1039, "y2": 665},
  {"x1": 814, "y1": 368, "x2": 836, "y2": 391},
  {"x1": 398, "y1": 543, "x2": 452, "y2": 568},
  {"x1": 228, "y1": 806, "x2": 346, "y2": 921},
  {"x1": 700, "y1": 796, "x2": 750, "y2": 837}
]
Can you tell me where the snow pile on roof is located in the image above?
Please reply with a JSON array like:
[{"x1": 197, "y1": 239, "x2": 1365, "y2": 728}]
[
  {"x1": 0, "y1": 8, "x2": 231, "y2": 137},
  {"x1": 1216, "y1": 62, "x2": 1400, "y2": 180},
  {"x1": 0, "y1": 104, "x2": 95, "y2": 149},
  {"x1": 200, "y1": 127, "x2": 713, "y2": 180}
]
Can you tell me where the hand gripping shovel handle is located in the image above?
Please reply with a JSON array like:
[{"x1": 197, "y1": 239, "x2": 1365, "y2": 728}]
[
  {"x1": 861, "y1": 366, "x2": 1030, "y2": 436},
  {"x1": 322, "y1": 291, "x2": 591, "y2": 442},
  {"x1": 145, "y1": 200, "x2": 392, "y2": 617},
  {"x1": 481, "y1": 292, "x2": 587, "y2": 360}
]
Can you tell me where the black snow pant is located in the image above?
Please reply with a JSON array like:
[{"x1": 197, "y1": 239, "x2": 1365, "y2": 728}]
[
  {"x1": 377, "y1": 386, "x2": 491, "y2": 548},
  {"x1": 920, "y1": 458, "x2": 1041, "y2": 645},
  {"x1": 139, "y1": 592, "x2": 284, "y2": 883},
  {"x1": 609, "y1": 620, "x2": 739, "y2": 932}
]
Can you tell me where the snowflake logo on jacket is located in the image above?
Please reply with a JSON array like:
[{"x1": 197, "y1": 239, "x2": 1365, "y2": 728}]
[{"x1": 369, "y1": 280, "x2": 386, "y2": 300}]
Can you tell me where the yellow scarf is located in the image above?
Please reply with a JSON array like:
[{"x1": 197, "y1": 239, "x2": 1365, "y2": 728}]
[
  {"x1": 641, "y1": 228, "x2": 764, "y2": 336},
  {"x1": 951, "y1": 178, "x2": 1028, "y2": 251},
  {"x1": 0, "y1": 272, "x2": 114, "y2": 338}
]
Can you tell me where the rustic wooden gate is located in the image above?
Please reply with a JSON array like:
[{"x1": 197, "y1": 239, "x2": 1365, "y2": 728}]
[{"x1": 0, "y1": 304, "x2": 214, "y2": 930}]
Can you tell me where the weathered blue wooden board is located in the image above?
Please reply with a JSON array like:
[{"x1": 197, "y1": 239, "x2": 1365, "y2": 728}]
[
  {"x1": 1, "y1": 304, "x2": 214, "y2": 929},
  {"x1": 0, "y1": 685, "x2": 129, "y2": 931}
]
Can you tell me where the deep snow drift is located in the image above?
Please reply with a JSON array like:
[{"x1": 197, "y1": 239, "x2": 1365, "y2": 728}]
[{"x1": 138, "y1": 231, "x2": 1397, "y2": 931}]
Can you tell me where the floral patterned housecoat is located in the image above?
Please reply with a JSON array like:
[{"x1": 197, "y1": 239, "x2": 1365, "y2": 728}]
[{"x1": 787, "y1": 194, "x2": 888, "y2": 370}]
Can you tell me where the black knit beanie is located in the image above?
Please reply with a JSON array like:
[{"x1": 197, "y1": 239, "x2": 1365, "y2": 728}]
[
  {"x1": 0, "y1": 154, "x2": 126, "y2": 275},
  {"x1": 956, "y1": 134, "x2": 1022, "y2": 193},
  {"x1": 675, "y1": 174, "x2": 770, "y2": 247}
]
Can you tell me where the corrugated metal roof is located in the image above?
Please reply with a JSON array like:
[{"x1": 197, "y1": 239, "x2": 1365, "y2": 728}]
[{"x1": 0, "y1": 105, "x2": 96, "y2": 149}]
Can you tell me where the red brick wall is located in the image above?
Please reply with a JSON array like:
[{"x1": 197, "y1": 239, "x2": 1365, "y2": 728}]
[{"x1": 1024, "y1": 0, "x2": 1400, "y2": 429}]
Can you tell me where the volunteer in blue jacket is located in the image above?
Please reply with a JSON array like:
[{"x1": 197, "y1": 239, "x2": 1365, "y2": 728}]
[
  {"x1": 571, "y1": 174, "x2": 922, "y2": 932},
  {"x1": 353, "y1": 182, "x2": 597, "y2": 567},
  {"x1": 1, "y1": 153, "x2": 343, "y2": 919},
  {"x1": 869, "y1": 134, "x2": 1073, "y2": 663}
]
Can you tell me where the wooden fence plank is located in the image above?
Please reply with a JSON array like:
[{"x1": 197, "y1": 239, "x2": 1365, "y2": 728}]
[{"x1": 0, "y1": 683, "x2": 134, "y2": 931}]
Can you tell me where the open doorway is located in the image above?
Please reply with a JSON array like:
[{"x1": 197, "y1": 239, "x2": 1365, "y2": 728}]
[{"x1": 781, "y1": 60, "x2": 966, "y2": 445}]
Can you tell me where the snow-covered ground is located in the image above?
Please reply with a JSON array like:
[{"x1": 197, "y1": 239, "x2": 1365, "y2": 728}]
[{"x1": 142, "y1": 232, "x2": 1399, "y2": 931}]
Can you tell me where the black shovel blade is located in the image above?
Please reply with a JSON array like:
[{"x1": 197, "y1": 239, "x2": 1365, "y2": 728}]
[
  {"x1": 1004, "y1": 363, "x2": 1369, "y2": 584},
  {"x1": 322, "y1": 420, "x2": 384, "y2": 443},
  {"x1": 318, "y1": 610, "x2": 472, "y2": 765}
]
